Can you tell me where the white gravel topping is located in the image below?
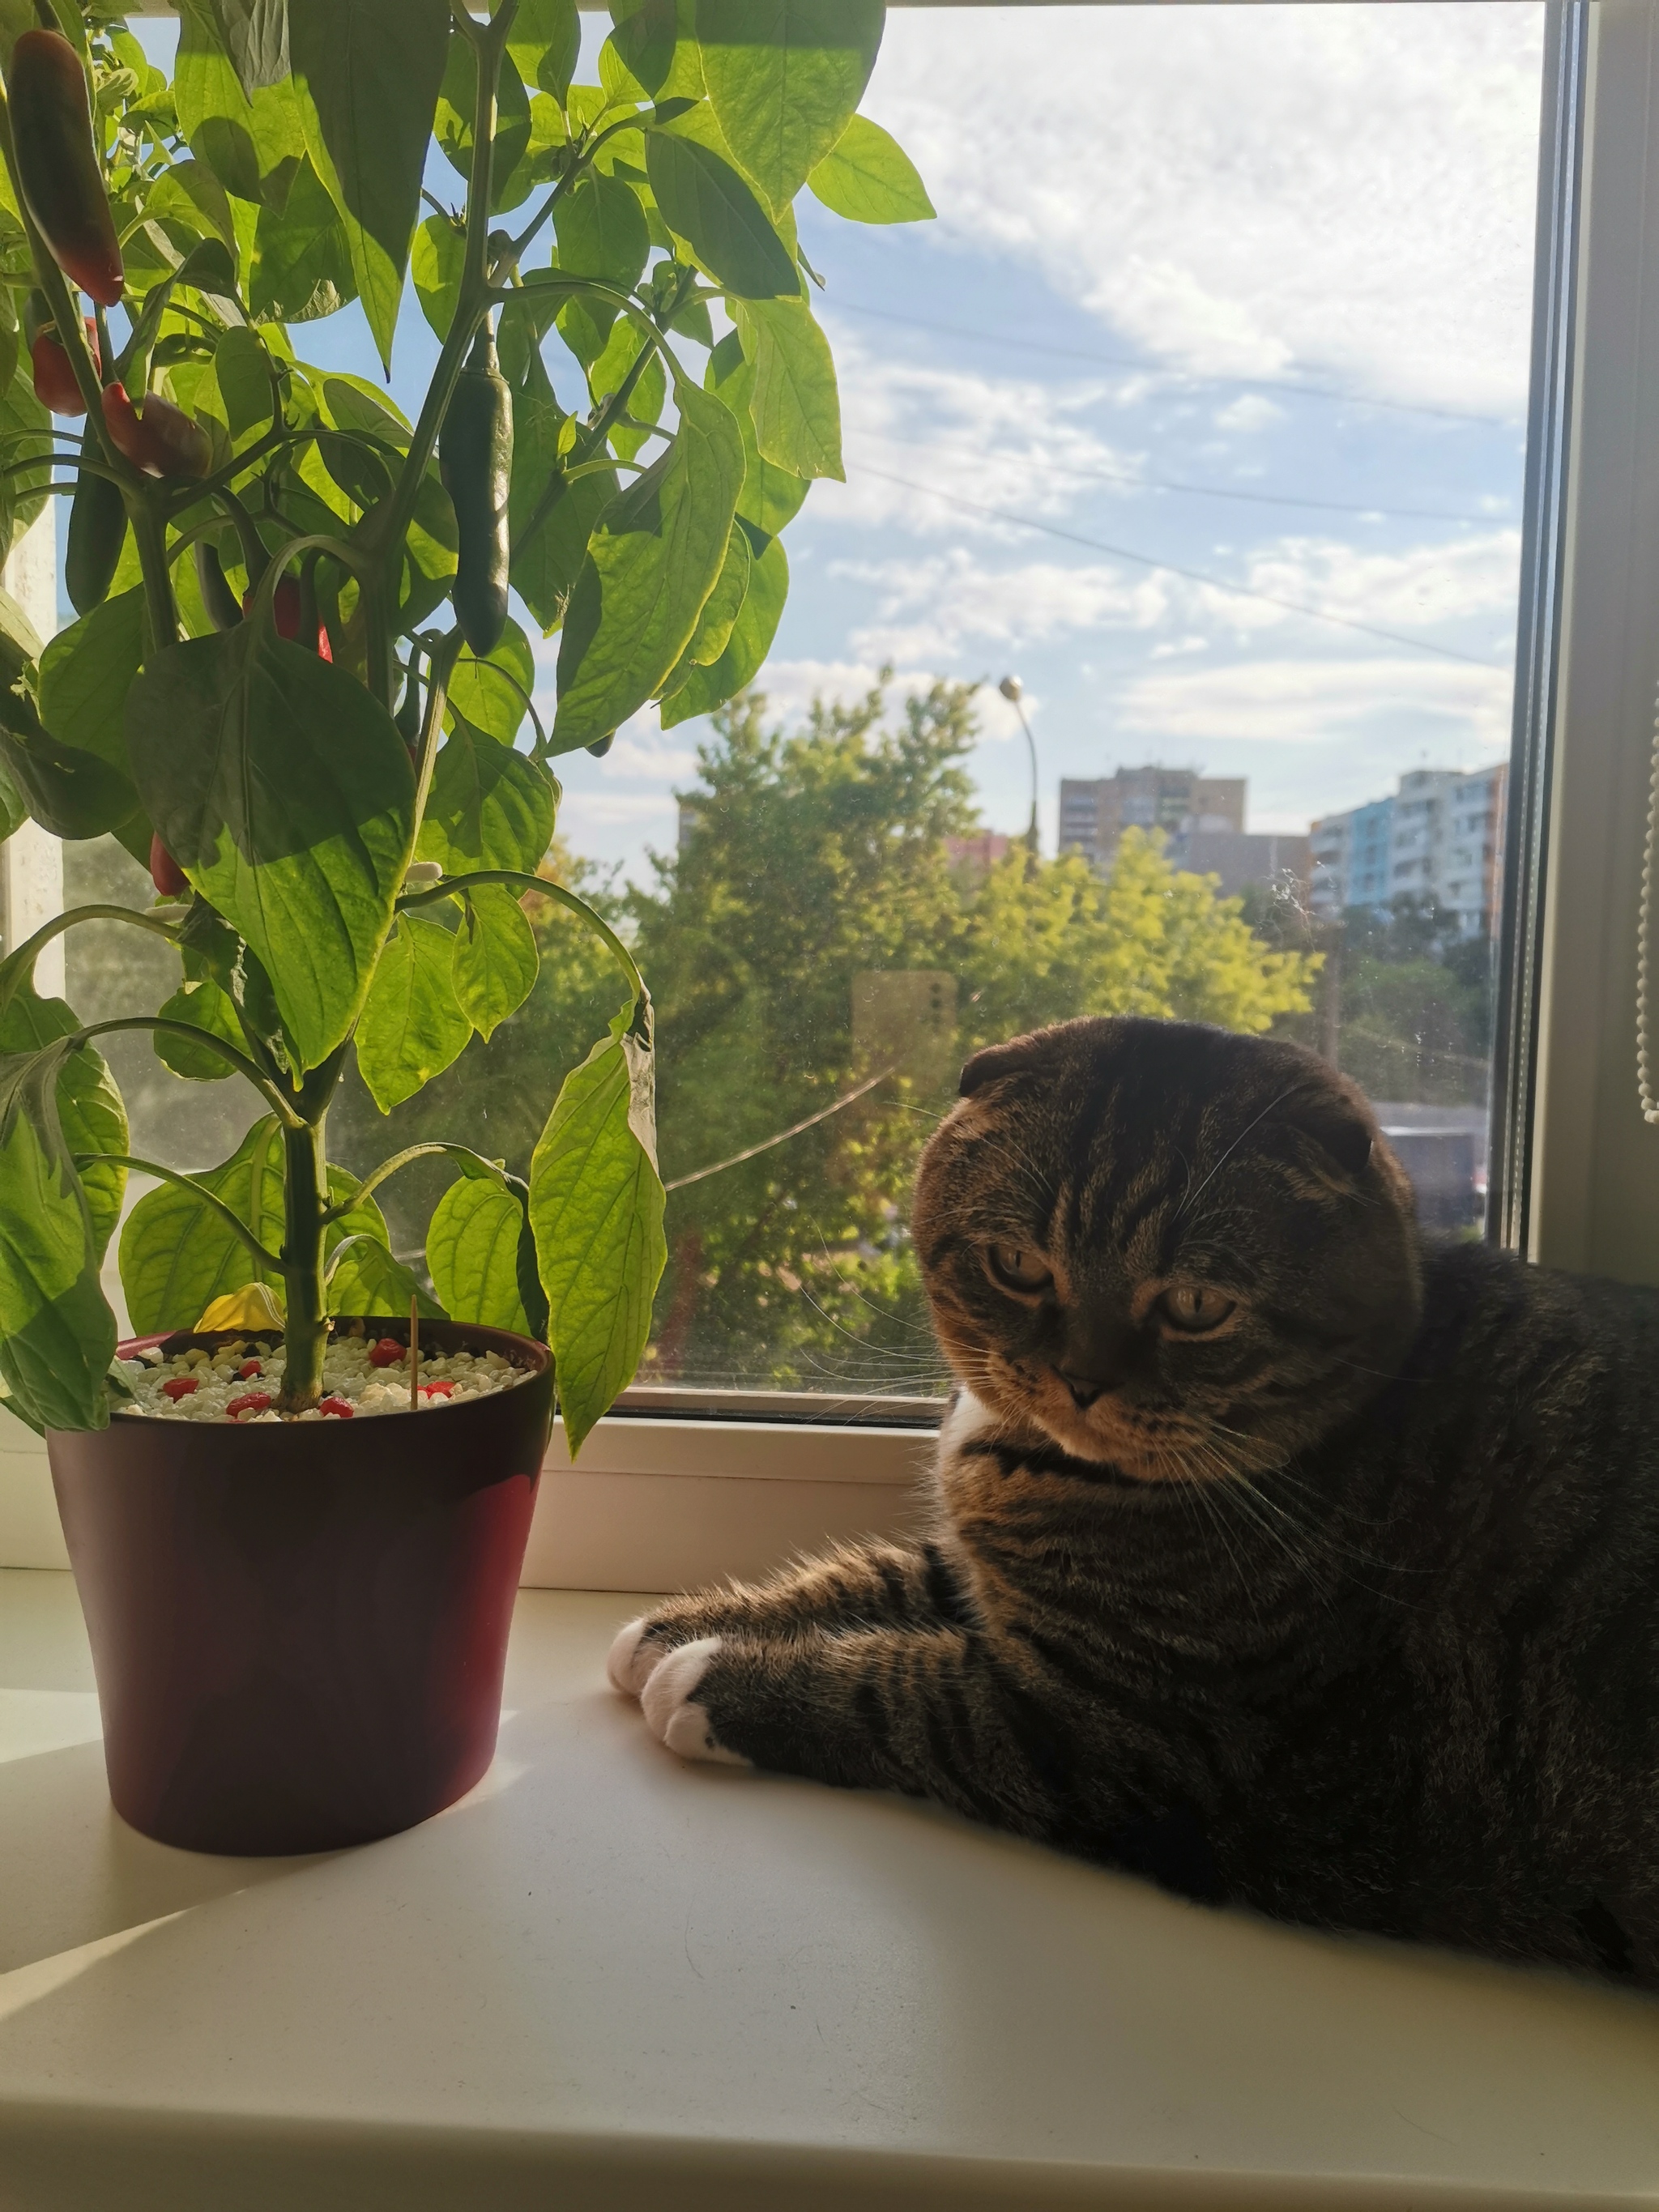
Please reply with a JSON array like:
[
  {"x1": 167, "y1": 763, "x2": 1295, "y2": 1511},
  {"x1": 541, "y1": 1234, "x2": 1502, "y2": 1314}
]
[{"x1": 116, "y1": 1332, "x2": 533, "y2": 1422}]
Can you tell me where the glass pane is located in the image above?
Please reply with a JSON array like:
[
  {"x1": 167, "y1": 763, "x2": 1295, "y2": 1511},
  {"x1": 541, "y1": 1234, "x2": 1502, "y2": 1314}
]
[{"x1": 84, "y1": 3, "x2": 1544, "y2": 1403}]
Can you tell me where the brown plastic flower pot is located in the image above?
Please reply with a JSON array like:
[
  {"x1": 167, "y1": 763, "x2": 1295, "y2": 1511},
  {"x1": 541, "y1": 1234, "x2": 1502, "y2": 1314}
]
[{"x1": 47, "y1": 1319, "x2": 553, "y2": 1856}]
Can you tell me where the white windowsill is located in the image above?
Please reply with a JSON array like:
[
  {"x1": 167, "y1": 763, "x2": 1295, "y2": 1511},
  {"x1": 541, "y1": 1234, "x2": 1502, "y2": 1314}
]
[{"x1": 0, "y1": 1566, "x2": 1653, "y2": 2211}]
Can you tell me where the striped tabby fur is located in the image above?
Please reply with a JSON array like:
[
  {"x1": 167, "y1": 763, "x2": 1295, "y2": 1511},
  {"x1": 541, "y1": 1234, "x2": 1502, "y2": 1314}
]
[{"x1": 612, "y1": 1016, "x2": 1659, "y2": 1984}]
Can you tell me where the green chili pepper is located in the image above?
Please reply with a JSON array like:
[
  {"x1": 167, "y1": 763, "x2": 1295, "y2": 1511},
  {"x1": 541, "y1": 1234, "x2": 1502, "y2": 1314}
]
[
  {"x1": 194, "y1": 541, "x2": 243, "y2": 633},
  {"x1": 65, "y1": 468, "x2": 125, "y2": 615},
  {"x1": 8, "y1": 31, "x2": 124, "y2": 308},
  {"x1": 394, "y1": 668, "x2": 423, "y2": 749},
  {"x1": 440, "y1": 323, "x2": 513, "y2": 657}
]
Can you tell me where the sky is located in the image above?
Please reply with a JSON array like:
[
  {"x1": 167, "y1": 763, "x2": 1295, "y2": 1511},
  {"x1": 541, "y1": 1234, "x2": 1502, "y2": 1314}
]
[{"x1": 130, "y1": 3, "x2": 1546, "y2": 878}]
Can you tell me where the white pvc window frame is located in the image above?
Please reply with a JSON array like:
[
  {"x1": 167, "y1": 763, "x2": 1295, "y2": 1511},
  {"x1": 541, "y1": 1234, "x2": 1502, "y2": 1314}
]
[{"x1": 0, "y1": 0, "x2": 1631, "y2": 1586}]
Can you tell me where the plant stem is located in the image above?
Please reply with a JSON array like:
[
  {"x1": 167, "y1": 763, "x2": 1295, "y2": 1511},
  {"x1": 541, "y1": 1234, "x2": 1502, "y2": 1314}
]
[
  {"x1": 279, "y1": 1116, "x2": 331, "y2": 1409},
  {"x1": 75, "y1": 1154, "x2": 283, "y2": 1273},
  {"x1": 130, "y1": 498, "x2": 178, "y2": 656}
]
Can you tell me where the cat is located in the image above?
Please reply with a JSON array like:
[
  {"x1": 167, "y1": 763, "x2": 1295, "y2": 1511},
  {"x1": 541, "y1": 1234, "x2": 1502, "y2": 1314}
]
[{"x1": 609, "y1": 1015, "x2": 1659, "y2": 1985}]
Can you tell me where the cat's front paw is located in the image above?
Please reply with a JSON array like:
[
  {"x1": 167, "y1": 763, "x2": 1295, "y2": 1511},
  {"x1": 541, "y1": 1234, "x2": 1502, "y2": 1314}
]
[
  {"x1": 606, "y1": 1613, "x2": 665, "y2": 1700},
  {"x1": 639, "y1": 1637, "x2": 749, "y2": 1767}
]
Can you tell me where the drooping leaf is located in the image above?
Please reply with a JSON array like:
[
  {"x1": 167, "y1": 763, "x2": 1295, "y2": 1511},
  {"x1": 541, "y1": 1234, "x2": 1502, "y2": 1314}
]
[
  {"x1": 215, "y1": 0, "x2": 289, "y2": 97},
  {"x1": 507, "y1": 0, "x2": 580, "y2": 99},
  {"x1": 0, "y1": 756, "x2": 23, "y2": 843},
  {"x1": 37, "y1": 586, "x2": 145, "y2": 781},
  {"x1": 808, "y1": 113, "x2": 933, "y2": 224},
  {"x1": 452, "y1": 884, "x2": 539, "y2": 1041},
  {"x1": 412, "y1": 211, "x2": 466, "y2": 340},
  {"x1": 529, "y1": 1008, "x2": 665, "y2": 1453},
  {"x1": 697, "y1": 0, "x2": 885, "y2": 213},
  {"x1": 707, "y1": 328, "x2": 808, "y2": 535},
  {"x1": 0, "y1": 1042, "x2": 116, "y2": 1433},
  {"x1": 126, "y1": 624, "x2": 416, "y2": 1071},
  {"x1": 0, "y1": 980, "x2": 127, "y2": 1264},
  {"x1": 288, "y1": 0, "x2": 451, "y2": 369},
  {"x1": 736, "y1": 296, "x2": 842, "y2": 479},
  {"x1": 552, "y1": 377, "x2": 744, "y2": 748},
  {"x1": 213, "y1": 325, "x2": 278, "y2": 442},
  {"x1": 175, "y1": 0, "x2": 305, "y2": 206},
  {"x1": 118, "y1": 1116, "x2": 389, "y2": 1337},
  {"x1": 446, "y1": 621, "x2": 537, "y2": 744},
  {"x1": 153, "y1": 978, "x2": 245, "y2": 1082},
  {"x1": 428, "y1": 1171, "x2": 531, "y2": 1333},
  {"x1": 508, "y1": 346, "x2": 612, "y2": 635},
  {"x1": 645, "y1": 129, "x2": 798, "y2": 299},
  {"x1": 146, "y1": 158, "x2": 237, "y2": 249},
  {"x1": 660, "y1": 529, "x2": 787, "y2": 727},
  {"x1": 417, "y1": 716, "x2": 558, "y2": 876},
  {"x1": 250, "y1": 155, "x2": 357, "y2": 322},
  {"x1": 677, "y1": 518, "x2": 750, "y2": 671},
  {"x1": 0, "y1": 701, "x2": 138, "y2": 841},
  {"x1": 326, "y1": 1233, "x2": 445, "y2": 1319},
  {"x1": 355, "y1": 914, "x2": 471, "y2": 1113}
]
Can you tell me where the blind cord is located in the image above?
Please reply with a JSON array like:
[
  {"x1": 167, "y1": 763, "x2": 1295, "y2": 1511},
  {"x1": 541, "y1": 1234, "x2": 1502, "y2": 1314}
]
[{"x1": 1639, "y1": 681, "x2": 1659, "y2": 1123}]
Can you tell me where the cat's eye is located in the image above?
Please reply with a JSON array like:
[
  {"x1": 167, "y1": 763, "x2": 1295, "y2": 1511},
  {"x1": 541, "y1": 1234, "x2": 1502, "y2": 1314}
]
[
  {"x1": 987, "y1": 1243, "x2": 1053, "y2": 1292},
  {"x1": 1157, "y1": 1285, "x2": 1236, "y2": 1334}
]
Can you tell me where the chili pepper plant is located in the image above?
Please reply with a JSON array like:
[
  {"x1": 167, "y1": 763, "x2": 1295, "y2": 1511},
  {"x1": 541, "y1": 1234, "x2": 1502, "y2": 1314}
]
[{"x1": 0, "y1": 0, "x2": 930, "y2": 1447}]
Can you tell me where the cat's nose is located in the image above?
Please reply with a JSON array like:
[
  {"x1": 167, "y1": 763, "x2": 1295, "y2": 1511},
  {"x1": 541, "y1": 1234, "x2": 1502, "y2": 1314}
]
[{"x1": 1057, "y1": 1369, "x2": 1110, "y2": 1410}]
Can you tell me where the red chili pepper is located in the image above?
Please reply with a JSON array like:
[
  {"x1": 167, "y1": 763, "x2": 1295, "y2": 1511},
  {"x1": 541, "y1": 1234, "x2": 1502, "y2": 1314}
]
[
  {"x1": 30, "y1": 318, "x2": 98, "y2": 415},
  {"x1": 368, "y1": 1338, "x2": 406, "y2": 1368},
  {"x1": 237, "y1": 1359, "x2": 262, "y2": 1380},
  {"x1": 149, "y1": 833, "x2": 187, "y2": 899},
  {"x1": 101, "y1": 381, "x2": 211, "y2": 480},
  {"x1": 419, "y1": 1379, "x2": 455, "y2": 1400},
  {"x1": 225, "y1": 1391, "x2": 273, "y2": 1419},
  {"x1": 160, "y1": 1375, "x2": 198, "y2": 1400},
  {"x1": 318, "y1": 1396, "x2": 355, "y2": 1419},
  {"x1": 241, "y1": 577, "x2": 332, "y2": 660},
  {"x1": 9, "y1": 30, "x2": 125, "y2": 307}
]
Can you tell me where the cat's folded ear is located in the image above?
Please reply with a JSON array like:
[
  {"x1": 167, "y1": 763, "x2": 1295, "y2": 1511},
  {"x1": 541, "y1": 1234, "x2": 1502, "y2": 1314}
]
[
  {"x1": 1277, "y1": 1088, "x2": 1375, "y2": 1182},
  {"x1": 959, "y1": 1030, "x2": 1062, "y2": 1097}
]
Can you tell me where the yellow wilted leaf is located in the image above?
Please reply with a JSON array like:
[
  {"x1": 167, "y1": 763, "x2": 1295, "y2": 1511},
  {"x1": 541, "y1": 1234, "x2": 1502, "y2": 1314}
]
[{"x1": 195, "y1": 1283, "x2": 285, "y2": 1333}]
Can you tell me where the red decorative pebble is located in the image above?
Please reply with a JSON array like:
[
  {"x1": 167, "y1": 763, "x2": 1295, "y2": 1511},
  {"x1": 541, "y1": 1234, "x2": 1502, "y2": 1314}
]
[
  {"x1": 237, "y1": 1359, "x2": 262, "y2": 1379},
  {"x1": 419, "y1": 1379, "x2": 454, "y2": 1399},
  {"x1": 368, "y1": 1337, "x2": 405, "y2": 1367},
  {"x1": 160, "y1": 1375, "x2": 198, "y2": 1400},
  {"x1": 225, "y1": 1391, "x2": 273, "y2": 1419},
  {"x1": 318, "y1": 1396, "x2": 354, "y2": 1419}
]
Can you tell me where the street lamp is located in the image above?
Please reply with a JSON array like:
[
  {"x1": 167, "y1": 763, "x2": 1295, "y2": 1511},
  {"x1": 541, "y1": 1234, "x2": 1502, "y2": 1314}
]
[{"x1": 998, "y1": 674, "x2": 1039, "y2": 859}]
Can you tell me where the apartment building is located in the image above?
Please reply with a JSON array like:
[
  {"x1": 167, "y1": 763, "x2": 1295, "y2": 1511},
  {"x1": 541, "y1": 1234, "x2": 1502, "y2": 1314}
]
[
  {"x1": 1309, "y1": 764, "x2": 1507, "y2": 936},
  {"x1": 1058, "y1": 767, "x2": 1247, "y2": 871}
]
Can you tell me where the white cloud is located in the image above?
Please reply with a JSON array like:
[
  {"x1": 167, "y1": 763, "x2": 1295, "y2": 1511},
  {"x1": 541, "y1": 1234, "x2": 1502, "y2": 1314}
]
[
  {"x1": 596, "y1": 735, "x2": 698, "y2": 782},
  {"x1": 836, "y1": 549, "x2": 1166, "y2": 664},
  {"x1": 1118, "y1": 655, "x2": 1514, "y2": 755},
  {"x1": 1213, "y1": 395, "x2": 1286, "y2": 436},
  {"x1": 864, "y1": 5, "x2": 1542, "y2": 415}
]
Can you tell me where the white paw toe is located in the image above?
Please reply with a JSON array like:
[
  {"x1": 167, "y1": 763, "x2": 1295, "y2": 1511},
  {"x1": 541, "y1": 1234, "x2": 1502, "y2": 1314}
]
[
  {"x1": 639, "y1": 1636, "x2": 748, "y2": 1767},
  {"x1": 606, "y1": 1614, "x2": 659, "y2": 1698}
]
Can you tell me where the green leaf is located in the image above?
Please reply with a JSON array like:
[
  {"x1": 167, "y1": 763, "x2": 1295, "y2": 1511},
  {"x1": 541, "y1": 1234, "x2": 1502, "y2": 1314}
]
[
  {"x1": 412, "y1": 212, "x2": 466, "y2": 341},
  {"x1": 681, "y1": 518, "x2": 750, "y2": 667},
  {"x1": 0, "y1": 1042, "x2": 116, "y2": 1433},
  {"x1": 508, "y1": 346, "x2": 613, "y2": 634},
  {"x1": 453, "y1": 884, "x2": 539, "y2": 1041},
  {"x1": 146, "y1": 158, "x2": 237, "y2": 249},
  {"x1": 153, "y1": 978, "x2": 245, "y2": 1082},
  {"x1": 808, "y1": 113, "x2": 932, "y2": 224},
  {"x1": 249, "y1": 155, "x2": 357, "y2": 322},
  {"x1": 326, "y1": 1232, "x2": 444, "y2": 1319},
  {"x1": 214, "y1": 326, "x2": 276, "y2": 442},
  {"x1": 644, "y1": 130, "x2": 799, "y2": 299},
  {"x1": 586, "y1": 316, "x2": 665, "y2": 463},
  {"x1": 0, "y1": 705, "x2": 138, "y2": 841},
  {"x1": 118, "y1": 1116, "x2": 389, "y2": 1336},
  {"x1": 553, "y1": 377, "x2": 744, "y2": 748},
  {"x1": 602, "y1": 0, "x2": 705, "y2": 106},
  {"x1": 553, "y1": 172, "x2": 650, "y2": 299},
  {"x1": 126, "y1": 624, "x2": 416, "y2": 1071},
  {"x1": 356, "y1": 914, "x2": 471, "y2": 1113},
  {"x1": 660, "y1": 528, "x2": 787, "y2": 727},
  {"x1": 37, "y1": 586, "x2": 145, "y2": 780},
  {"x1": 697, "y1": 0, "x2": 884, "y2": 214},
  {"x1": 427, "y1": 1170, "x2": 532, "y2": 1333},
  {"x1": 0, "y1": 755, "x2": 23, "y2": 843},
  {"x1": 288, "y1": 0, "x2": 451, "y2": 370},
  {"x1": 529, "y1": 1011, "x2": 666, "y2": 1454},
  {"x1": 508, "y1": 0, "x2": 580, "y2": 99},
  {"x1": 706, "y1": 329, "x2": 808, "y2": 535},
  {"x1": 176, "y1": 0, "x2": 305, "y2": 207},
  {"x1": 417, "y1": 716, "x2": 557, "y2": 876},
  {"x1": 447, "y1": 621, "x2": 536, "y2": 744},
  {"x1": 436, "y1": 35, "x2": 533, "y2": 214},
  {"x1": 0, "y1": 981, "x2": 127, "y2": 1264},
  {"x1": 735, "y1": 296, "x2": 842, "y2": 479},
  {"x1": 215, "y1": 0, "x2": 289, "y2": 97}
]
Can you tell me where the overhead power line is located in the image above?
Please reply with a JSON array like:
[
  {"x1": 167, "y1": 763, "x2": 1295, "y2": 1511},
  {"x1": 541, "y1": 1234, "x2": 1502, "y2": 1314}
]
[
  {"x1": 845, "y1": 422, "x2": 1504, "y2": 525},
  {"x1": 831, "y1": 301, "x2": 1514, "y2": 431},
  {"x1": 853, "y1": 465, "x2": 1508, "y2": 670}
]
